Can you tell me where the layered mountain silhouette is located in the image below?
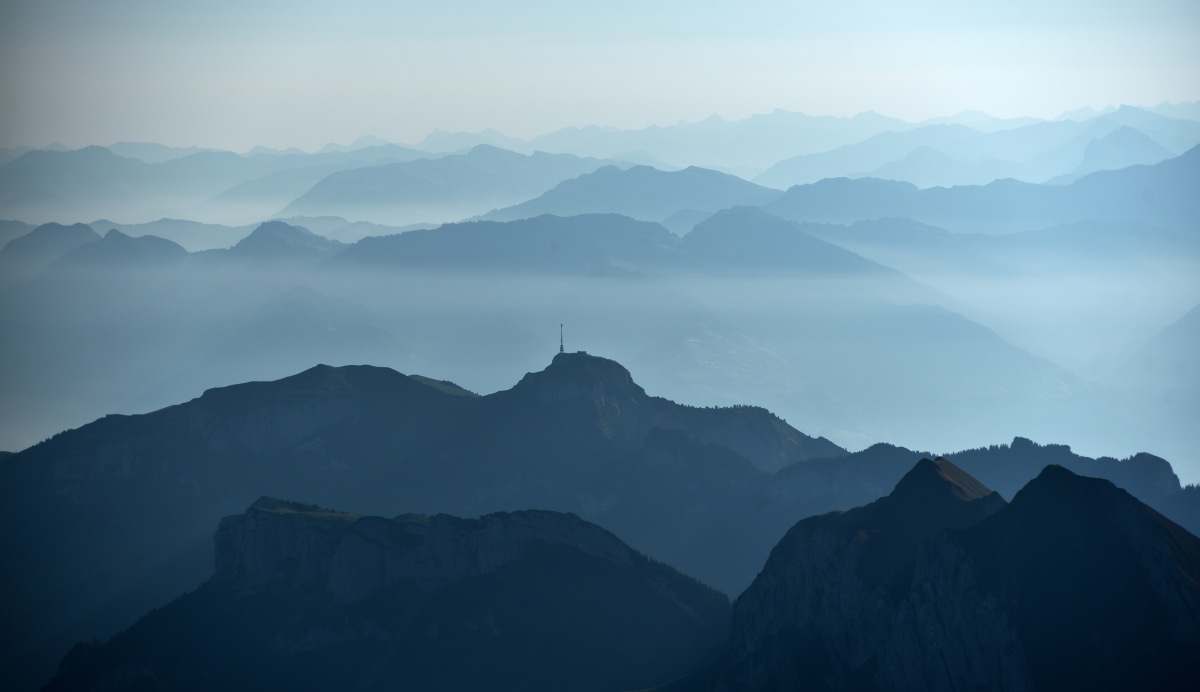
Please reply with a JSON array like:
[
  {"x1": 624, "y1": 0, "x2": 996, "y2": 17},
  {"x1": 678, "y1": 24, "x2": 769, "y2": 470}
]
[
  {"x1": 681, "y1": 206, "x2": 914, "y2": 277},
  {"x1": 0, "y1": 143, "x2": 430, "y2": 224},
  {"x1": 479, "y1": 165, "x2": 782, "y2": 223},
  {"x1": 724, "y1": 460, "x2": 1200, "y2": 691},
  {"x1": 52, "y1": 229, "x2": 188, "y2": 269},
  {"x1": 0, "y1": 222, "x2": 99, "y2": 285},
  {"x1": 212, "y1": 219, "x2": 343, "y2": 262},
  {"x1": 336, "y1": 213, "x2": 686, "y2": 275},
  {"x1": 0, "y1": 219, "x2": 34, "y2": 249},
  {"x1": 336, "y1": 208, "x2": 925, "y2": 287},
  {"x1": 769, "y1": 436, "x2": 1197, "y2": 538},
  {"x1": 764, "y1": 145, "x2": 1200, "y2": 233},
  {"x1": 36, "y1": 457, "x2": 1200, "y2": 691},
  {"x1": 45, "y1": 499, "x2": 730, "y2": 692},
  {"x1": 86, "y1": 218, "x2": 256, "y2": 252},
  {"x1": 0, "y1": 353, "x2": 841, "y2": 688},
  {"x1": 1048, "y1": 125, "x2": 1175, "y2": 184},
  {"x1": 2, "y1": 352, "x2": 1197, "y2": 690},
  {"x1": 280, "y1": 145, "x2": 612, "y2": 224},
  {"x1": 755, "y1": 108, "x2": 1197, "y2": 189},
  {"x1": 424, "y1": 109, "x2": 917, "y2": 172},
  {"x1": 803, "y1": 216, "x2": 1200, "y2": 279}
]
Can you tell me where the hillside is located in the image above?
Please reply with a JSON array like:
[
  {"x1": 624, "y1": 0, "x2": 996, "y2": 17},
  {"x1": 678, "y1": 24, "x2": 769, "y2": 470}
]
[{"x1": 45, "y1": 499, "x2": 730, "y2": 692}]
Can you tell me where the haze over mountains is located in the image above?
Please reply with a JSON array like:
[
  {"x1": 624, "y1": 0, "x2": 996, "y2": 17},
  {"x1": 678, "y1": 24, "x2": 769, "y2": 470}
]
[
  {"x1": 3, "y1": 353, "x2": 1197, "y2": 689},
  {"x1": 2, "y1": 102, "x2": 1198, "y2": 690},
  {"x1": 4, "y1": 205, "x2": 1177, "y2": 469},
  {"x1": 2, "y1": 103, "x2": 1198, "y2": 228}
]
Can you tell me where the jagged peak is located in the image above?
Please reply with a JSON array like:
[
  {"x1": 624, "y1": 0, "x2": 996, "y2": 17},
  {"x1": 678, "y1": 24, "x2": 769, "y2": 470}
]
[{"x1": 891, "y1": 457, "x2": 995, "y2": 503}]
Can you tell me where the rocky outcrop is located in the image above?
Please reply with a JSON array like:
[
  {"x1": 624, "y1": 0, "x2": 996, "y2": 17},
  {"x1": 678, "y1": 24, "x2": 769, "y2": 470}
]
[
  {"x1": 214, "y1": 497, "x2": 641, "y2": 604},
  {"x1": 45, "y1": 498, "x2": 731, "y2": 692},
  {"x1": 725, "y1": 458, "x2": 1007, "y2": 690}
]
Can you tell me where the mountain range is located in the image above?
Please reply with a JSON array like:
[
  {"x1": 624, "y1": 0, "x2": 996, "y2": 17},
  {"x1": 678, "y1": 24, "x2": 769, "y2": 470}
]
[
  {"x1": 29, "y1": 455, "x2": 1200, "y2": 691},
  {"x1": 764, "y1": 144, "x2": 1200, "y2": 233},
  {"x1": 755, "y1": 107, "x2": 1199, "y2": 189},
  {"x1": 724, "y1": 459, "x2": 1200, "y2": 691},
  {"x1": 6, "y1": 105, "x2": 1197, "y2": 229},
  {"x1": 479, "y1": 165, "x2": 782, "y2": 223},
  {"x1": 280, "y1": 145, "x2": 619, "y2": 225},
  {"x1": 1, "y1": 209, "x2": 1172, "y2": 474},
  {"x1": 45, "y1": 499, "x2": 731, "y2": 692},
  {"x1": 2, "y1": 353, "x2": 1196, "y2": 689}
]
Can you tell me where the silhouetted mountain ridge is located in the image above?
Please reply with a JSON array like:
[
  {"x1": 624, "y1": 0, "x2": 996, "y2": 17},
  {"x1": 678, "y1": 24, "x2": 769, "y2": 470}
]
[
  {"x1": 44, "y1": 499, "x2": 730, "y2": 692},
  {"x1": 480, "y1": 164, "x2": 782, "y2": 223},
  {"x1": 724, "y1": 460, "x2": 1200, "y2": 690}
]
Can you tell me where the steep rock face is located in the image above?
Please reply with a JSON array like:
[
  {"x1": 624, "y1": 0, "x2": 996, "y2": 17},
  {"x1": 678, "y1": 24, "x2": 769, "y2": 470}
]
[
  {"x1": 954, "y1": 466, "x2": 1200, "y2": 690},
  {"x1": 46, "y1": 499, "x2": 731, "y2": 692},
  {"x1": 726, "y1": 462, "x2": 1200, "y2": 691},
  {"x1": 215, "y1": 497, "x2": 639, "y2": 603},
  {"x1": 725, "y1": 458, "x2": 1006, "y2": 690}
]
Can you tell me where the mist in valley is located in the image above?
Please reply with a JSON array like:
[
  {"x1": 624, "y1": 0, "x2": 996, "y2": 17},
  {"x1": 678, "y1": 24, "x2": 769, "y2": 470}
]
[
  {"x1": 3, "y1": 2, "x2": 1200, "y2": 689},
  {"x1": 1, "y1": 212, "x2": 1195, "y2": 481}
]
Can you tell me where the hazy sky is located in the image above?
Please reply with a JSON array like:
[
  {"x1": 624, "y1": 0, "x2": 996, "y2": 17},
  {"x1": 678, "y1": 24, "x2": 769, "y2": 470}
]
[{"x1": 1, "y1": 0, "x2": 1197, "y2": 151}]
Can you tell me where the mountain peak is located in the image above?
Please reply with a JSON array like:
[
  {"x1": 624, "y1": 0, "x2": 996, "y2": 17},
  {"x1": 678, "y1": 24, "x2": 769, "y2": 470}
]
[
  {"x1": 230, "y1": 220, "x2": 340, "y2": 259},
  {"x1": 893, "y1": 457, "x2": 995, "y2": 502},
  {"x1": 1011, "y1": 463, "x2": 1119, "y2": 508},
  {"x1": 511, "y1": 351, "x2": 647, "y2": 403}
]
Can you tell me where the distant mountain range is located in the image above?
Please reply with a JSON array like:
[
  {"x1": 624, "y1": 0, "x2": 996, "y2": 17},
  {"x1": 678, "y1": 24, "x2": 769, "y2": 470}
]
[
  {"x1": 3, "y1": 104, "x2": 1197, "y2": 228},
  {"x1": 0, "y1": 222, "x2": 100, "y2": 286},
  {"x1": 419, "y1": 109, "x2": 919, "y2": 173},
  {"x1": 0, "y1": 210, "x2": 1166, "y2": 470},
  {"x1": 764, "y1": 145, "x2": 1200, "y2": 233},
  {"x1": 0, "y1": 143, "x2": 431, "y2": 225},
  {"x1": 755, "y1": 107, "x2": 1200, "y2": 189},
  {"x1": 280, "y1": 145, "x2": 620, "y2": 225},
  {"x1": 479, "y1": 165, "x2": 782, "y2": 223}
]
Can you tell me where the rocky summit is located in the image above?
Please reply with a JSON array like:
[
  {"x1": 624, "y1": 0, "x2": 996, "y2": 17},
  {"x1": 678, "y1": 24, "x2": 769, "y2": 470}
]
[{"x1": 44, "y1": 498, "x2": 730, "y2": 692}]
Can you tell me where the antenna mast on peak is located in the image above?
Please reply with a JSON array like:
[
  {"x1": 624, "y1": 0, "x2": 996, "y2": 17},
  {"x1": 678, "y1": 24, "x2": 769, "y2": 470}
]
[{"x1": 559, "y1": 323, "x2": 564, "y2": 354}]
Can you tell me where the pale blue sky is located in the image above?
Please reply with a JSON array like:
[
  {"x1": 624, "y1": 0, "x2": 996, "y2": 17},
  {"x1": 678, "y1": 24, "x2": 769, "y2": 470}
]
[{"x1": 1, "y1": 0, "x2": 1197, "y2": 150}]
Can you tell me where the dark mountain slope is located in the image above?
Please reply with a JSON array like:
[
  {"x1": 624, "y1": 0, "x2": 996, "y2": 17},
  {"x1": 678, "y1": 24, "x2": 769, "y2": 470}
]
[
  {"x1": 952, "y1": 466, "x2": 1200, "y2": 691},
  {"x1": 45, "y1": 499, "x2": 730, "y2": 692},
  {"x1": 726, "y1": 461, "x2": 1200, "y2": 691},
  {"x1": 770, "y1": 436, "x2": 1196, "y2": 538},
  {"x1": 480, "y1": 164, "x2": 782, "y2": 223},
  {"x1": 725, "y1": 458, "x2": 1007, "y2": 690},
  {"x1": 0, "y1": 353, "x2": 840, "y2": 688}
]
